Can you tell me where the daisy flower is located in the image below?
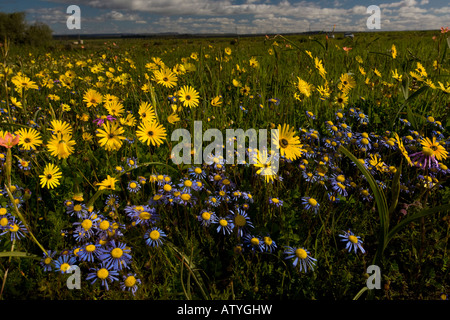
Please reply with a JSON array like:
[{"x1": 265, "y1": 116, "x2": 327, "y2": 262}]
[
  {"x1": 136, "y1": 120, "x2": 167, "y2": 147},
  {"x1": 339, "y1": 229, "x2": 366, "y2": 254},
  {"x1": 144, "y1": 227, "x2": 166, "y2": 247},
  {"x1": 302, "y1": 196, "x2": 320, "y2": 213},
  {"x1": 86, "y1": 263, "x2": 119, "y2": 290},
  {"x1": 216, "y1": 215, "x2": 234, "y2": 235},
  {"x1": 178, "y1": 85, "x2": 200, "y2": 108},
  {"x1": 284, "y1": 246, "x2": 317, "y2": 272},
  {"x1": 98, "y1": 240, "x2": 132, "y2": 271},
  {"x1": 127, "y1": 180, "x2": 141, "y2": 193},
  {"x1": 120, "y1": 273, "x2": 141, "y2": 296},
  {"x1": 39, "y1": 163, "x2": 62, "y2": 189}
]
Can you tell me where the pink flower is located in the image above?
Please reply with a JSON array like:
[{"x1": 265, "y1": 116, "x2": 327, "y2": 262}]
[
  {"x1": 0, "y1": 132, "x2": 20, "y2": 149},
  {"x1": 441, "y1": 26, "x2": 449, "y2": 34},
  {"x1": 93, "y1": 115, "x2": 116, "y2": 126},
  {"x1": 342, "y1": 47, "x2": 352, "y2": 52}
]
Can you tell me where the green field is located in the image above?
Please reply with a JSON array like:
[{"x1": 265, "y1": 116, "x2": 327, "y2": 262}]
[{"x1": 0, "y1": 30, "x2": 449, "y2": 300}]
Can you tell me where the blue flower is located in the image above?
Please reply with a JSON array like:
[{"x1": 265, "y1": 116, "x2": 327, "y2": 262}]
[
  {"x1": 144, "y1": 227, "x2": 166, "y2": 247},
  {"x1": 232, "y1": 209, "x2": 254, "y2": 237},
  {"x1": 301, "y1": 196, "x2": 320, "y2": 213},
  {"x1": 216, "y1": 215, "x2": 234, "y2": 235},
  {"x1": 261, "y1": 235, "x2": 277, "y2": 253},
  {"x1": 40, "y1": 250, "x2": 57, "y2": 272},
  {"x1": 54, "y1": 254, "x2": 77, "y2": 274},
  {"x1": 284, "y1": 246, "x2": 317, "y2": 273},
  {"x1": 339, "y1": 229, "x2": 366, "y2": 254},
  {"x1": 120, "y1": 273, "x2": 141, "y2": 296},
  {"x1": 6, "y1": 216, "x2": 28, "y2": 241},
  {"x1": 127, "y1": 180, "x2": 141, "y2": 193},
  {"x1": 197, "y1": 210, "x2": 217, "y2": 227},
  {"x1": 188, "y1": 166, "x2": 206, "y2": 180},
  {"x1": 98, "y1": 240, "x2": 132, "y2": 271},
  {"x1": 243, "y1": 234, "x2": 263, "y2": 252},
  {"x1": 86, "y1": 263, "x2": 119, "y2": 290},
  {"x1": 78, "y1": 242, "x2": 102, "y2": 262}
]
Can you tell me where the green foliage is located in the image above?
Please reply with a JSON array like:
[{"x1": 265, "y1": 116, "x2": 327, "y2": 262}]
[{"x1": 0, "y1": 11, "x2": 52, "y2": 46}]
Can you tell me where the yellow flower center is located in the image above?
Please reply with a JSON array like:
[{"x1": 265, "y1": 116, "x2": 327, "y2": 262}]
[
  {"x1": 111, "y1": 248, "x2": 123, "y2": 258},
  {"x1": 263, "y1": 237, "x2": 272, "y2": 246},
  {"x1": 349, "y1": 235, "x2": 358, "y2": 244},
  {"x1": 308, "y1": 198, "x2": 318, "y2": 206},
  {"x1": 219, "y1": 219, "x2": 228, "y2": 227},
  {"x1": 181, "y1": 193, "x2": 191, "y2": 201},
  {"x1": 139, "y1": 211, "x2": 151, "y2": 220},
  {"x1": 60, "y1": 263, "x2": 71, "y2": 272},
  {"x1": 124, "y1": 276, "x2": 136, "y2": 287},
  {"x1": 97, "y1": 268, "x2": 109, "y2": 279},
  {"x1": 86, "y1": 244, "x2": 96, "y2": 252},
  {"x1": 99, "y1": 220, "x2": 110, "y2": 230},
  {"x1": 194, "y1": 167, "x2": 202, "y2": 174},
  {"x1": 234, "y1": 214, "x2": 247, "y2": 227},
  {"x1": 295, "y1": 248, "x2": 307, "y2": 259},
  {"x1": 201, "y1": 211, "x2": 211, "y2": 220},
  {"x1": 149, "y1": 230, "x2": 160, "y2": 240},
  {"x1": 163, "y1": 184, "x2": 172, "y2": 192},
  {"x1": 250, "y1": 237, "x2": 260, "y2": 246},
  {"x1": 81, "y1": 219, "x2": 92, "y2": 230}
]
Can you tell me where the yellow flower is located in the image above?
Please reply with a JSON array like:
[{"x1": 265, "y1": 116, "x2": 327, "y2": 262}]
[
  {"x1": 178, "y1": 85, "x2": 200, "y2": 108},
  {"x1": 96, "y1": 175, "x2": 118, "y2": 191},
  {"x1": 11, "y1": 74, "x2": 38, "y2": 90},
  {"x1": 296, "y1": 77, "x2": 313, "y2": 98},
  {"x1": 16, "y1": 128, "x2": 42, "y2": 151},
  {"x1": 47, "y1": 133, "x2": 76, "y2": 159},
  {"x1": 96, "y1": 121, "x2": 126, "y2": 151},
  {"x1": 391, "y1": 44, "x2": 397, "y2": 59},
  {"x1": 136, "y1": 120, "x2": 167, "y2": 147},
  {"x1": 211, "y1": 96, "x2": 222, "y2": 107},
  {"x1": 420, "y1": 136, "x2": 448, "y2": 161},
  {"x1": 249, "y1": 57, "x2": 259, "y2": 68},
  {"x1": 83, "y1": 89, "x2": 103, "y2": 108},
  {"x1": 272, "y1": 124, "x2": 306, "y2": 161},
  {"x1": 167, "y1": 113, "x2": 180, "y2": 124},
  {"x1": 138, "y1": 101, "x2": 156, "y2": 123},
  {"x1": 39, "y1": 163, "x2": 62, "y2": 189}
]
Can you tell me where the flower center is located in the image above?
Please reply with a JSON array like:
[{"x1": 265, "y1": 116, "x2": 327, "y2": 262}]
[
  {"x1": 201, "y1": 211, "x2": 211, "y2": 220},
  {"x1": 280, "y1": 138, "x2": 289, "y2": 148},
  {"x1": 81, "y1": 219, "x2": 92, "y2": 230},
  {"x1": 86, "y1": 244, "x2": 96, "y2": 252},
  {"x1": 349, "y1": 235, "x2": 358, "y2": 244},
  {"x1": 97, "y1": 268, "x2": 109, "y2": 280},
  {"x1": 124, "y1": 276, "x2": 136, "y2": 287},
  {"x1": 60, "y1": 263, "x2": 71, "y2": 272},
  {"x1": 234, "y1": 214, "x2": 247, "y2": 227},
  {"x1": 308, "y1": 198, "x2": 318, "y2": 206},
  {"x1": 111, "y1": 248, "x2": 123, "y2": 258},
  {"x1": 149, "y1": 230, "x2": 160, "y2": 240},
  {"x1": 295, "y1": 248, "x2": 307, "y2": 259}
]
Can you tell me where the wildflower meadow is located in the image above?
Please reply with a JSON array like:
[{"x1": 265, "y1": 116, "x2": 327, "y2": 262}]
[{"x1": 0, "y1": 28, "x2": 449, "y2": 301}]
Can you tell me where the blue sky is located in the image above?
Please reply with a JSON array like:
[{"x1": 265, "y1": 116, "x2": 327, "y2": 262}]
[{"x1": 1, "y1": 0, "x2": 448, "y2": 34}]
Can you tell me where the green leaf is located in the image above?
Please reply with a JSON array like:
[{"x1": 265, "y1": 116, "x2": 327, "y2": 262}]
[
  {"x1": 386, "y1": 204, "x2": 450, "y2": 245},
  {"x1": 338, "y1": 145, "x2": 389, "y2": 265},
  {"x1": 0, "y1": 251, "x2": 40, "y2": 259},
  {"x1": 388, "y1": 162, "x2": 402, "y2": 216}
]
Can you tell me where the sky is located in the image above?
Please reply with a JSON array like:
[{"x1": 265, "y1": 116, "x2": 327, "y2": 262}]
[{"x1": 0, "y1": 0, "x2": 449, "y2": 35}]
